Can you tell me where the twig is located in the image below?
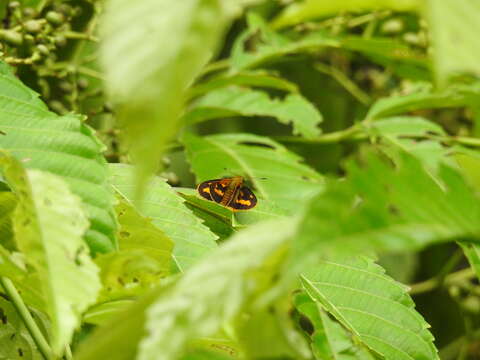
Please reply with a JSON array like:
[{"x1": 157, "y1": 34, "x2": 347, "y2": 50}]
[
  {"x1": 0, "y1": 277, "x2": 54, "y2": 360},
  {"x1": 409, "y1": 267, "x2": 475, "y2": 295}
]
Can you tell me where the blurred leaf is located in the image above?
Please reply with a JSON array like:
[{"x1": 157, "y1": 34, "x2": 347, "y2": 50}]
[
  {"x1": 0, "y1": 297, "x2": 43, "y2": 360},
  {"x1": 109, "y1": 164, "x2": 217, "y2": 272},
  {"x1": 272, "y1": 0, "x2": 420, "y2": 28},
  {"x1": 366, "y1": 83, "x2": 480, "y2": 120},
  {"x1": 0, "y1": 60, "x2": 116, "y2": 253},
  {"x1": 137, "y1": 218, "x2": 295, "y2": 360},
  {"x1": 427, "y1": 0, "x2": 480, "y2": 84},
  {"x1": 182, "y1": 132, "x2": 323, "y2": 213},
  {"x1": 291, "y1": 151, "x2": 480, "y2": 275},
  {"x1": 0, "y1": 153, "x2": 101, "y2": 355},
  {"x1": 180, "y1": 350, "x2": 236, "y2": 360},
  {"x1": 188, "y1": 71, "x2": 298, "y2": 99},
  {"x1": 76, "y1": 218, "x2": 295, "y2": 360},
  {"x1": 100, "y1": 0, "x2": 256, "y2": 199},
  {"x1": 301, "y1": 257, "x2": 439, "y2": 360},
  {"x1": 293, "y1": 292, "x2": 375, "y2": 360},
  {"x1": 185, "y1": 86, "x2": 323, "y2": 137},
  {"x1": 369, "y1": 116, "x2": 450, "y2": 171},
  {"x1": 95, "y1": 199, "x2": 173, "y2": 300},
  {"x1": 0, "y1": 191, "x2": 16, "y2": 250},
  {"x1": 83, "y1": 299, "x2": 134, "y2": 326}
]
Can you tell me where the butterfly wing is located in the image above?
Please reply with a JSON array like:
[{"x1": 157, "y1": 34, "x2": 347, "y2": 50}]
[
  {"x1": 197, "y1": 179, "x2": 220, "y2": 201},
  {"x1": 209, "y1": 179, "x2": 230, "y2": 203},
  {"x1": 230, "y1": 186, "x2": 257, "y2": 210}
]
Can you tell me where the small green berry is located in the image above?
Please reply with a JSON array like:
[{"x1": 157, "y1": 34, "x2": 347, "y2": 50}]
[
  {"x1": 36, "y1": 44, "x2": 49, "y2": 55},
  {"x1": 1, "y1": 30, "x2": 23, "y2": 46},
  {"x1": 24, "y1": 19, "x2": 43, "y2": 33},
  {"x1": 54, "y1": 35, "x2": 67, "y2": 47},
  {"x1": 8, "y1": 1, "x2": 20, "y2": 9},
  {"x1": 46, "y1": 11, "x2": 65, "y2": 26}
]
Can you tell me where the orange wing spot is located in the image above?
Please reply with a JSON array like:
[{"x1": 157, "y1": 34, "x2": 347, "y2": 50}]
[
  {"x1": 203, "y1": 187, "x2": 210, "y2": 193},
  {"x1": 237, "y1": 199, "x2": 252, "y2": 205},
  {"x1": 214, "y1": 188, "x2": 224, "y2": 195}
]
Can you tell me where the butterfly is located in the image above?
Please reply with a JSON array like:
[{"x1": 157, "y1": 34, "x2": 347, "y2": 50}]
[{"x1": 197, "y1": 176, "x2": 257, "y2": 211}]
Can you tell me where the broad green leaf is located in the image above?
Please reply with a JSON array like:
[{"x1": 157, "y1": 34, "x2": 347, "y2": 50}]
[
  {"x1": 293, "y1": 292, "x2": 375, "y2": 360},
  {"x1": 301, "y1": 257, "x2": 439, "y2": 360},
  {"x1": 180, "y1": 350, "x2": 235, "y2": 360},
  {"x1": 366, "y1": 83, "x2": 480, "y2": 121},
  {"x1": 137, "y1": 218, "x2": 296, "y2": 360},
  {"x1": 182, "y1": 132, "x2": 323, "y2": 213},
  {"x1": 109, "y1": 164, "x2": 217, "y2": 272},
  {"x1": 427, "y1": 0, "x2": 480, "y2": 84},
  {"x1": 0, "y1": 61, "x2": 116, "y2": 253},
  {"x1": 292, "y1": 151, "x2": 480, "y2": 274},
  {"x1": 185, "y1": 86, "x2": 323, "y2": 138},
  {"x1": 0, "y1": 297, "x2": 43, "y2": 360},
  {"x1": 187, "y1": 71, "x2": 298, "y2": 100},
  {"x1": 0, "y1": 153, "x2": 101, "y2": 354},
  {"x1": 95, "y1": 199, "x2": 173, "y2": 300},
  {"x1": 272, "y1": 0, "x2": 420, "y2": 29},
  {"x1": 100, "y1": 0, "x2": 255, "y2": 198}
]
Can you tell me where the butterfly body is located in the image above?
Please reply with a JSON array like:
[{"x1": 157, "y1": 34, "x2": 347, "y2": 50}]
[{"x1": 197, "y1": 176, "x2": 257, "y2": 211}]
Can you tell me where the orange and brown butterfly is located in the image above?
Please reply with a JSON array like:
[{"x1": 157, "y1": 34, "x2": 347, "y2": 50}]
[{"x1": 196, "y1": 176, "x2": 257, "y2": 211}]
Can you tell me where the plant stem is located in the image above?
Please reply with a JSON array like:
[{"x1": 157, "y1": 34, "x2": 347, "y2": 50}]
[
  {"x1": 0, "y1": 277, "x2": 54, "y2": 360},
  {"x1": 274, "y1": 125, "x2": 366, "y2": 144},
  {"x1": 409, "y1": 267, "x2": 475, "y2": 295}
]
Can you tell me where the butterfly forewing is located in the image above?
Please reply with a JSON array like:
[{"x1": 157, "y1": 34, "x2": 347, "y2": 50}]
[
  {"x1": 197, "y1": 179, "x2": 219, "y2": 201},
  {"x1": 197, "y1": 176, "x2": 257, "y2": 211}
]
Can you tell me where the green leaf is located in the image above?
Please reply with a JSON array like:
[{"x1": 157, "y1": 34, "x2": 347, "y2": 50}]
[
  {"x1": 109, "y1": 164, "x2": 217, "y2": 272},
  {"x1": 230, "y1": 13, "x2": 427, "y2": 75},
  {"x1": 301, "y1": 257, "x2": 439, "y2": 360},
  {"x1": 95, "y1": 199, "x2": 173, "y2": 300},
  {"x1": 427, "y1": 0, "x2": 480, "y2": 84},
  {"x1": 0, "y1": 191, "x2": 16, "y2": 250},
  {"x1": 0, "y1": 297, "x2": 44, "y2": 360},
  {"x1": 293, "y1": 292, "x2": 376, "y2": 360},
  {"x1": 272, "y1": 0, "x2": 420, "y2": 29},
  {"x1": 182, "y1": 132, "x2": 323, "y2": 213},
  {"x1": 180, "y1": 350, "x2": 236, "y2": 360},
  {"x1": 0, "y1": 61, "x2": 116, "y2": 253},
  {"x1": 187, "y1": 71, "x2": 299, "y2": 100},
  {"x1": 369, "y1": 116, "x2": 450, "y2": 171},
  {"x1": 366, "y1": 83, "x2": 480, "y2": 121},
  {"x1": 185, "y1": 86, "x2": 323, "y2": 138},
  {"x1": 137, "y1": 218, "x2": 296, "y2": 360},
  {"x1": 292, "y1": 151, "x2": 480, "y2": 273},
  {"x1": 100, "y1": 0, "x2": 253, "y2": 198},
  {"x1": 0, "y1": 153, "x2": 101, "y2": 355},
  {"x1": 83, "y1": 299, "x2": 134, "y2": 326}
]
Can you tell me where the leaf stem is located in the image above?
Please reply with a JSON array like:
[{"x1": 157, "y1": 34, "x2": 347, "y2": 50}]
[
  {"x1": 409, "y1": 267, "x2": 475, "y2": 295},
  {"x1": 0, "y1": 277, "x2": 55, "y2": 360}
]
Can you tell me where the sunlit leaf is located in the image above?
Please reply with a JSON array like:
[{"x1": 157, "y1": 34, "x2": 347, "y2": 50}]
[
  {"x1": 427, "y1": 0, "x2": 480, "y2": 84},
  {"x1": 95, "y1": 199, "x2": 173, "y2": 301},
  {"x1": 182, "y1": 132, "x2": 323, "y2": 213},
  {"x1": 185, "y1": 86, "x2": 322, "y2": 138},
  {"x1": 83, "y1": 299, "x2": 134, "y2": 326},
  {"x1": 137, "y1": 218, "x2": 296, "y2": 360},
  {"x1": 0, "y1": 61, "x2": 116, "y2": 253},
  {"x1": 0, "y1": 153, "x2": 101, "y2": 354},
  {"x1": 109, "y1": 164, "x2": 217, "y2": 272},
  {"x1": 100, "y1": 0, "x2": 257, "y2": 198},
  {"x1": 301, "y1": 257, "x2": 439, "y2": 360}
]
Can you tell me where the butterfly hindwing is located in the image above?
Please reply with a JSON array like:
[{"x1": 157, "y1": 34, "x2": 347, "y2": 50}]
[{"x1": 230, "y1": 186, "x2": 257, "y2": 210}]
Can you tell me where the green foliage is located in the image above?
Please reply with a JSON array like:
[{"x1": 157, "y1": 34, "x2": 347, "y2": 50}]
[
  {"x1": 109, "y1": 164, "x2": 217, "y2": 271},
  {"x1": 0, "y1": 61, "x2": 116, "y2": 253},
  {"x1": 301, "y1": 257, "x2": 438, "y2": 360},
  {"x1": 2, "y1": 1, "x2": 480, "y2": 359},
  {"x1": 0, "y1": 153, "x2": 100, "y2": 355},
  {"x1": 183, "y1": 132, "x2": 323, "y2": 212},
  {"x1": 185, "y1": 86, "x2": 323, "y2": 137}
]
